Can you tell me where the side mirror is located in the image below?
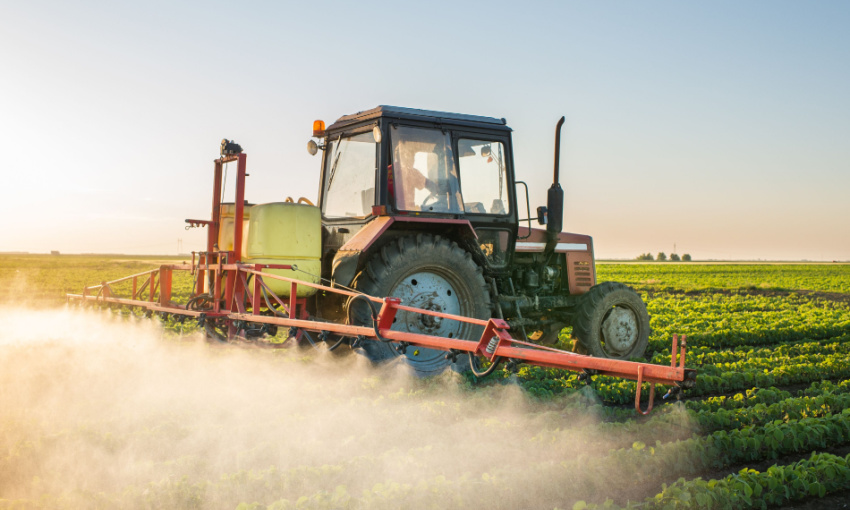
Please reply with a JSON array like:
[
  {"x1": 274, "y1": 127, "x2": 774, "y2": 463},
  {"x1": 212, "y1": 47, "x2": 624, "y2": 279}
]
[
  {"x1": 307, "y1": 140, "x2": 318, "y2": 156},
  {"x1": 536, "y1": 206, "x2": 548, "y2": 225}
]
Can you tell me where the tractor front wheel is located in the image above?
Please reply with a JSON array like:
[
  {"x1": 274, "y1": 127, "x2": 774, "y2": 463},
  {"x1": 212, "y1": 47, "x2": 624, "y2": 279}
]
[
  {"x1": 571, "y1": 282, "x2": 650, "y2": 360},
  {"x1": 350, "y1": 234, "x2": 491, "y2": 376}
]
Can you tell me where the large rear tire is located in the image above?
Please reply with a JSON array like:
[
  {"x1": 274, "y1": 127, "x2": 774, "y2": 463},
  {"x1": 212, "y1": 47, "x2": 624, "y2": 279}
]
[
  {"x1": 350, "y1": 234, "x2": 491, "y2": 376},
  {"x1": 571, "y1": 282, "x2": 650, "y2": 360}
]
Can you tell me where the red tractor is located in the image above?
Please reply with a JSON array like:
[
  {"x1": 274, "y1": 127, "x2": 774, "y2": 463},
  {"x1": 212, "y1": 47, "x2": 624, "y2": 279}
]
[{"x1": 305, "y1": 106, "x2": 651, "y2": 375}]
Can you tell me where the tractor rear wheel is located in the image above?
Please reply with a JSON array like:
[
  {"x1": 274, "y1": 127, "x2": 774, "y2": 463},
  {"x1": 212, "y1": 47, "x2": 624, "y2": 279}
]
[
  {"x1": 571, "y1": 282, "x2": 650, "y2": 360},
  {"x1": 350, "y1": 234, "x2": 491, "y2": 376}
]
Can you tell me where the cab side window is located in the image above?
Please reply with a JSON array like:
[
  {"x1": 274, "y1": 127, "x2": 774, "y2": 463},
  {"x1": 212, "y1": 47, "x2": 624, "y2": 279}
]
[{"x1": 457, "y1": 139, "x2": 510, "y2": 215}]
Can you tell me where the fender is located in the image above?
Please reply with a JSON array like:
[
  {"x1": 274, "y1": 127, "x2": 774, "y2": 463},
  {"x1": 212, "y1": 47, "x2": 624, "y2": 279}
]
[{"x1": 331, "y1": 216, "x2": 478, "y2": 288}]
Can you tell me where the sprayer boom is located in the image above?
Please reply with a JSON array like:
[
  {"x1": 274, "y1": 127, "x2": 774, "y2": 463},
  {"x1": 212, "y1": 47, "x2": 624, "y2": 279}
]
[{"x1": 69, "y1": 260, "x2": 695, "y2": 415}]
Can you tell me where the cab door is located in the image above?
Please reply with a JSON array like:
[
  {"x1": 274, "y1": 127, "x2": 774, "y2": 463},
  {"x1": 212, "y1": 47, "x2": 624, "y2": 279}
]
[{"x1": 453, "y1": 134, "x2": 517, "y2": 273}]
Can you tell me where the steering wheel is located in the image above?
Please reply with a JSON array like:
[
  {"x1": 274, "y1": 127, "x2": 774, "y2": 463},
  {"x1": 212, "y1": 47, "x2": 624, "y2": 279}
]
[
  {"x1": 419, "y1": 178, "x2": 445, "y2": 210},
  {"x1": 421, "y1": 190, "x2": 441, "y2": 210}
]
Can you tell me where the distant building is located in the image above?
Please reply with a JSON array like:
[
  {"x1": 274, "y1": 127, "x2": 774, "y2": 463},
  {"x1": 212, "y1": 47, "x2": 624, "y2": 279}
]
[{"x1": 50, "y1": 250, "x2": 60, "y2": 255}]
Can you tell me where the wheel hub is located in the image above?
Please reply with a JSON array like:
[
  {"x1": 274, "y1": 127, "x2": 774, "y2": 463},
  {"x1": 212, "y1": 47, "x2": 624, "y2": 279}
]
[
  {"x1": 391, "y1": 271, "x2": 462, "y2": 363},
  {"x1": 417, "y1": 303, "x2": 443, "y2": 329},
  {"x1": 601, "y1": 306, "x2": 638, "y2": 355}
]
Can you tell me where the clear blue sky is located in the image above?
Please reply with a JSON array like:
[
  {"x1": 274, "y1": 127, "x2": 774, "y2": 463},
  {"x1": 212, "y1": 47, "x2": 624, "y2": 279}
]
[{"x1": 2, "y1": 1, "x2": 848, "y2": 260}]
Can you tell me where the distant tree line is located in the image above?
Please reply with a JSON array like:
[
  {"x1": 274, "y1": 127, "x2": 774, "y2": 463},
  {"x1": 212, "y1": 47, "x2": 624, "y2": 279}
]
[{"x1": 636, "y1": 252, "x2": 692, "y2": 261}]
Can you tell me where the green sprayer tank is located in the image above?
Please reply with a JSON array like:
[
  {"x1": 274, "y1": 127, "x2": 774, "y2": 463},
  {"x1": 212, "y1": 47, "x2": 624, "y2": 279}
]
[{"x1": 244, "y1": 202, "x2": 321, "y2": 297}]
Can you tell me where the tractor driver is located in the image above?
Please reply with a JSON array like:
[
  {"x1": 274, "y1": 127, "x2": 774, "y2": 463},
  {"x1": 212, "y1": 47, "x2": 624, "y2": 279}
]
[{"x1": 394, "y1": 145, "x2": 441, "y2": 211}]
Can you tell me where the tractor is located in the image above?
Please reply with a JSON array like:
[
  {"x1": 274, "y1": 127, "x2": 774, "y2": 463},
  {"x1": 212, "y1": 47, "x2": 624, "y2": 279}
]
[
  {"x1": 301, "y1": 106, "x2": 651, "y2": 376},
  {"x1": 68, "y1": 105, "x2": 693, "y2": 413}
]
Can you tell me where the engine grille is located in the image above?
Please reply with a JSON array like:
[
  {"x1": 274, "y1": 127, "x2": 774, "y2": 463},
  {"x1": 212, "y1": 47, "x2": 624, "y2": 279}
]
[{"x1": 566, "y1": 252, "x2": 595, "y2": 294}]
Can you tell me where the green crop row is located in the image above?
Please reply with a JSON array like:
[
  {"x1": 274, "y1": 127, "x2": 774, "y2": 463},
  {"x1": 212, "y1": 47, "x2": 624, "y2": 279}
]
[
  {"x1": 684, "y1": 392, "x2": 850, "y2": 434},
  {"x1": 526, "y1": 385, "x2": 850, "y2": 456},
  {"x1": 510, "y1": 356, "x2": 849, "y2": 408},
  {"x1": 684, "y1": 387, "x2": 793, "y2": 413},
  {"x1": 651, "y1": 333, "x2": 850, "y2": 367},
  {"x1": 561, "y1": 409, "x2": 850, "y2": 510},
  {"x1": 679, "y1": 380, "x2": 850, "y2": 415},
  {"x1": 576, "y1": 451, "x2": 850, "y2": 510},
  {"x1": 694, "y1": 357, "x2": 850, "y2": 397},
  {"x1": 597, "y1": 263, "x2": 850, "y2": 294},
  {"x1": 600, "y1": 379, "x2": 850, "y2": 417},
  {"x1": 644, "y1": 293, "x2": 850, "y2": 352},
  {"x1": 590, "y1": 354, "x2": 850, "y2": 406},
  {"x1": 688, "y1": 350, "x2": 848, "y2": 378},
  {"x1": 662, "y1": 410, "x2": 849, "y2": 470},
  {"x1": 802, "y1": 379, "x2": 850, "y2": 397},
  {"x1": 645, "y1": 452, "x2": 850, "y2": 509}
]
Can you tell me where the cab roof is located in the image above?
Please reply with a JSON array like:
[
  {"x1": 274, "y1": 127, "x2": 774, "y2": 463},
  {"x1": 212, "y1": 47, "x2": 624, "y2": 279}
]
[{"x1": 326, "y1": 105, "x2": 511, "y2": 132}]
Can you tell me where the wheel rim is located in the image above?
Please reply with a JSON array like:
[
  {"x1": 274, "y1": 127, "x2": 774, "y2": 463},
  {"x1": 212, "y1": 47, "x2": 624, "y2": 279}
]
[
  {"x1": 390, "y1": 270, "x2": 465, "y2": 367},
  {"x1": 600, "y1": 305, "x2": 639, "y2": 356}
]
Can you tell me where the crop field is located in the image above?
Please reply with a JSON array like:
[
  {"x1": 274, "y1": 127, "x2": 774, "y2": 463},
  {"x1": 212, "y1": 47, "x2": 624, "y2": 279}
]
[{"x1": 1, "y1": 255, "x2": 849, "y2": 509}]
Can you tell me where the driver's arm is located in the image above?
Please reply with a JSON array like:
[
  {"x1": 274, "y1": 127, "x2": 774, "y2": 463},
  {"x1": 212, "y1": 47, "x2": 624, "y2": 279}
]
[
  {"x1": 404, "y1": 166, "x2": 440, "y2": 195},
  {"x1": 398, "y1": 163, "x2": 442, "y2": 210},
  {"x1": 423, "y1": 176, "x2": 440, "y2": 193},
  {"x1": 398, "y1": 165, "x2": 430, "y2": 210},
  {"x1": 405, "y1": 165, "x2": 429, "y2": 191},
  {"x1": 411, "y1": 167, "x2": 441, "y2": 193}
]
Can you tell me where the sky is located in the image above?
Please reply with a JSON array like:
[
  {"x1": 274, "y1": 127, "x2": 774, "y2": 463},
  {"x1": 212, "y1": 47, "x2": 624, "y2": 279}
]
[{"x1": 1, "y1": 1, "x2": 848, "y2": 260}]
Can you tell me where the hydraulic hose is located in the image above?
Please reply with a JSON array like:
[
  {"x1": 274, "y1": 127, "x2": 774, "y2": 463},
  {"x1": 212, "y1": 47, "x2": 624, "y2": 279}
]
[
  {"x1": 261, "y1": 284, "x2": 286, "y2": 317},
  {"x1": 261, "y1": 282, "x2": 346, "y2": 351},
  {"x1": 346, "y1": 294, "x2": 391, "y2": 343},
  {"x1": 259, "y1": 284, "x2": 309, "y2": 347},
  {"x1": 299, "y1": 328, "x2": 319, "y2": 349},
  {"x1": 467, "y1": 352, "x2": 503, "y2": 377},
  {"x1": 186, "y1": 293, "x2": 214, "y2": 311},
  {"x1": 327, "y1": 335, "x2": 346, "y2": 352}
]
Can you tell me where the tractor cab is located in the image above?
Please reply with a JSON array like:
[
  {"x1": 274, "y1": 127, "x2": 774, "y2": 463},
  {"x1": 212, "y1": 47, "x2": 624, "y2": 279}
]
[
  {"x1": 307, "y1": 106, "x2": 650, "y2": 373},
  {"x1": 310, "y1": 106, "x2": 519, "y2": 287}
]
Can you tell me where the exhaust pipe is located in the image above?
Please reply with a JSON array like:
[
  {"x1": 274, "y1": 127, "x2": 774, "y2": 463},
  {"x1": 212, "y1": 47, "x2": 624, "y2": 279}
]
[{"x1": 546, "y1": 116, "x2": 566, "y2": 242}]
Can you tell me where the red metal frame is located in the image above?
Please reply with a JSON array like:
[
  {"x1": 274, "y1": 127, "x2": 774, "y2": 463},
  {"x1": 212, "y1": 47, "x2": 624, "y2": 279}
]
[{"x1": 68, "y1": 152, "x2": 696, "y2": 414}]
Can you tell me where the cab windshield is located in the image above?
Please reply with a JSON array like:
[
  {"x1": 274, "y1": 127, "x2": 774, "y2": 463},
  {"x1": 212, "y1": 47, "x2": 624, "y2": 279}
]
[{"x1": 322, "y1": 132, "x2": 377, "y2": 218}]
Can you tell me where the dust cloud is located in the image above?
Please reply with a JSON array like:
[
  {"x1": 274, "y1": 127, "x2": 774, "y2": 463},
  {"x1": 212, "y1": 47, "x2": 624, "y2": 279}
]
[{"x1": 0, "y1": 307, "x2": 675, "y2": 509}]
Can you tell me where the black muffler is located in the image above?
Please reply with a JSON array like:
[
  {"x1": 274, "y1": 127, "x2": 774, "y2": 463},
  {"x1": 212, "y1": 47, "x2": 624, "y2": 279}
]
[{"x1": 546, "y1": 116, "x2": 566, "y2": 247}]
